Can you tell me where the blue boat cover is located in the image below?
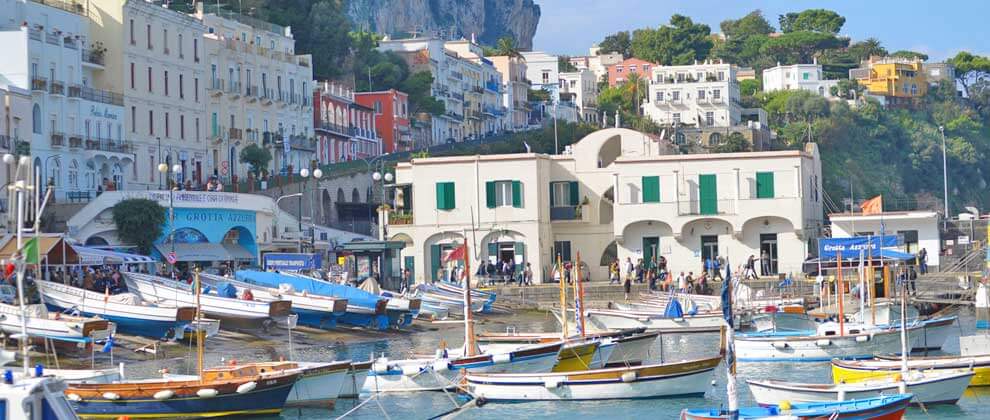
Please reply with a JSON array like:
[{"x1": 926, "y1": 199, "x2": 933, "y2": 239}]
[
  {"x1": 236, "y1": 270, "x2": 383, "y2": 310},
  {"x1": 664, "y1": 298, "x2": 683, "y2": 318}
]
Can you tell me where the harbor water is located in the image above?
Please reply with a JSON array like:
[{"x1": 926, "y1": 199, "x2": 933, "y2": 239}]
[{"x1": 109, "y1": 306, "x2": 989, "y2": 419}]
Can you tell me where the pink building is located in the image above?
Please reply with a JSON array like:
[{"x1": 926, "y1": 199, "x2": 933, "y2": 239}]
[
  {"x1": 314, "y1": 82, "x2": 380, "y2": 164},
  {"x1": 607, "y1": 58, "x2": 657, "y2": 87}
]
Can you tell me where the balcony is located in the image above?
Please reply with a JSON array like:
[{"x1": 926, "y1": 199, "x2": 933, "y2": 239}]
[
  {"x1": 318, "y1": 122, "x2": 349, "y2": 137},
  {"x1": 28, "y1": 28, "x2": 42, "y2": 42},
  {"x1": 390, "y1": 210, "x2": 413, "y2": 225},
  {"x1": 550, "y1": 205, "x2": 588, "y2": 222},
  {"x1": 261, "y1": 89, "x2": 274, "y2": 105},
  {"x1": 29, "y1": 0, "x2": 87, "y2": 16},
  {"x1": 288, "y1": 135, "x2": 316, "y2": 151},
  {"x1": 262, "y1": 131, "x2": 277, "y2": 146},
  {"x1": 450, "y1": 92, "x2": 464, "y2": 101},
  {"x1": 245, "y1": 129, "x2": 259, "y2": 142},
  {"x1": 48, "y1": 80, "x2": 65, "y2": 96},
  {"x1": 63, "y1": 37, "x2": 78, "y2": 50},
  {"x1": 228, "y1": 127, "x2": 243, "y2": 141},
  {"x1": 68, "y1": 135, "x2": 83, "y2": 148},
  {"x1": 245, "y1": 85, "x2": 258, "y2": 102},
  {"x1": 227, "y1": 81, "x2": 241, "y2": 98},
  {"x1": 72, "y1": 85, "x2": 123, "y2": 106},
  {"x1": 45, "y1": 31, "x2": 60, "y2": 45},
  {"x1": 50, "y1": 132, "x2": 65, "y2": 147},
  {"x1": 31, "y1": 77, "x2": 47, "y2": 92}
]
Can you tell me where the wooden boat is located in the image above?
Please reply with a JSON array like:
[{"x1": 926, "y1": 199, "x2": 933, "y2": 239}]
[
  {"x1": 734, "y1": 322, "x2": 918, "y2": 362},
  {"x1": 467, "y1": 356, "x2": 721, "y2": 401},
  {"x1": 748, "y1": 369, "x2": 973, "y2": 405},
  {"x1": 169, "y1": 360, "x2": 352, "y2": 408},
  {"x1": 433, "y1": 281, "x2": 495, "y2": 312},
  {"x1": 339, "y1": 361, "x2": 372, "y2": 398},
  {"x1": 477, "y1": 329, "x2": 658, "y2": 368},
  {"x1": 406, "y1": 284, "x2": 487, "y2": 314},
  {"x1": 680, "y1": 393, "x2": 913, "y2": 419},
  {"x1": 363, "y1": 342, "x2": 563, "y2": 392},
  {"x1": 552, "y1": 341, "x2": 601, "y2": 372},
  {"x1": 199, "y1": 273, "x2": 347, "y2": 330},
  {"x1": 37, "y1": 280, "x2": 194, "y2": 340},
  {"x1": 237, "y1": 271, "x2": 394, "y2": 330},
  {"x1": 584, "y1": 308, "x2": 726, "y2": 334},
  {"x1": 124, "y1": 272, "x2": 292, "y2": 324},
  {"x1": 833, "y1": 354, "x2": 990, "y2": 386},
  {"x1": 66, "y1": 364, "x2": 299, "y2": 418},
  {"x1": 0, "y1": 302, "x2": 114, "y2": 344}
]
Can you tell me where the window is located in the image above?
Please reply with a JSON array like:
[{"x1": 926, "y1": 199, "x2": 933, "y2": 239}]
[
  {"x1": 128, "y1": 19, "x2": 135, "y2": 44},
  {"x1": 802, "y1": 72, "x2": 809, "y2": 80},
  {"x1": 146, "y1": 24, "x2": 152, "y2": 49},
  {"x1": 709, "y1": 132, "x2": 722, "y2": 145},
  {"x1": 193, "y1": 38, "x2": 199, "y2": 62},
  {"x1": 211, "y1": 112, "x2": 218, "y2": 137},
  {"x1": 195, "y1": 117, "x2": 200, "y2": 142},
  {"x1": 712, "y1": 89, "x2": 721, "y2": 99},
  {"x1": 705, "y1": 112, "x2": 714, "y2": 126},
  {"x1": 655, "y1": 91, "x2": 664, "y2": 102},
  {"x1": 697, "y1": 89, "x2": 705, "y2": 99},
  {"x1": 553, "y1": 241, "x2": 572, "y2": 262},
  {"x1": 486, "y1": 180, "x2": 522, "y2": 208},
  {"x1": 435, "y1": 182, "x2": 455, "y2": 210},
  {"x1": 163, "y1": 28, "x2": 168, "y2": 53},
  {"x1": 374, "y1": 101, "x2": 382, "y2": 113},
  {"x1": 129, "y1": 63, "x2": 135, "y2": 89},
  {"x1": 672, "y1": 113, "x2": 681, "y2": 124},
  {"x1": 550, "y1": 181, "x2": 578, "y2": 207},
  {"x1": 671, "y1": 91, "x2": 680, "y2": 101},
  {"x1": 717, "y1": 71, "x2": 725, "y2": 81},
  {"x1": 642, "y1": 176, "x2": 660, "y2": 203},
  {"x1": 147, "y1": 67, "x2": 152, "y2": 92},
  {"x1": 148, "y1": 110, "x2": 154, "y2": 135},
  {"x1": 180, "y1": 115, "x2": 185, "y2": 140},
  {"x1": 32, "y1": 104, "x2": 41, "y2": 134},
  {"x1": 756, "y1": 172, "x2": 775, "y2": 198},
  {"x1": 164, "y1": 70, "x2": 169, "y2": 96},
  {"x1": 179, "y1": 74, "x2": 184, "y2": 99},
  {"x1": 130, "y1": 106, "x2": 136, "y2": 132},
  {"x1": 164, "y1": 112, "x2": 170, "y2": 138},
  {"x1": 178, "y1": 33, "x2": 183, "y2": 57}
]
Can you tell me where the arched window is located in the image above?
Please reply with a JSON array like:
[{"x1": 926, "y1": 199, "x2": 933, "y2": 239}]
[
  {"x1": 85, "y1": 160, "x2": 96, "y2": 189},
  {"x1": 68, "y1": 160, "x2": 79, "y2": 189},
  {"x1": 337, "y1": 187, "x2": 345, "y2": 203},
  {"x1": 709, "y1": 132, "x2": 722, "y2": 146},
  {"x1": 352, "y1": 188, "x2": 360, "y2": 203},
  {"x1": 48, "y1": 158, "x2": 61, "y2": 186},
  {"x1": 32, "y1": 104, "x2": 41, "y2": 134},
  {"x1": 112, "y1": 163, "x2": 124, "y2": 190}
]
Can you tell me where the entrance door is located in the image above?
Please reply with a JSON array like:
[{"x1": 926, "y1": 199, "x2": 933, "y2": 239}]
[
  {"x1": 643, "y1": 237, "x2": 659, "y2": 266},
  {"x1": 403, "y1": 256, "x2": 414, "y2": 286},
  {"x1": 759, "y1": 233, "x2": 778, "y2": 275},
  {"x1": 699, "y1": 174, "x2": 717, "y2": 215},
  {"x1": 701, "y1": 235, "x2": 719, "y2": 263}
]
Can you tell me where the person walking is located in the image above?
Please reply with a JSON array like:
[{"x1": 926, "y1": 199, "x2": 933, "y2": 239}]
[
  {"x1": 680, "y1": 271, "x2": 691, "y2": 293},
  {"x1": 908, "y1": 265, "x2": 918, "y2": 296},
  {"x1": 523, "y1": 262, "x2": 533, "y2": 286},
  {"x1": 918, "y1": 248, "x2": 928, "y2": 274},
  {"x1": 713, "y1": 256, "x2": 724, "y2": 281},
  {"x1": 760, "y1": 250, "x2": 770, "y2": 277},
  {"x1": 623, "y1": 269, "x2": 632, "y2": 300},
  {"x1": 624, "y1": 257, "x2": 635, "y2": 285},
  {"x1": 609, "y1": 259, "x2": 620, "y2": 285}
]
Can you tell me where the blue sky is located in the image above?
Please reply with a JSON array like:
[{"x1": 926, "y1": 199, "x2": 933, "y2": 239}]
[{"x1": 533, "y1": 0, "x2": 990, "y2": 60}]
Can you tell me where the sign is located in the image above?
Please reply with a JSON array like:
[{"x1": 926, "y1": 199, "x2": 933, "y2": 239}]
[
  {"x1": 263, "y1": 253, "x2": 322, "y2": 271},
  {"x1": 818, "y1": 235, "x2": 899, "y2": 259},
  {"x1": 166, "y1": 252, "x2": 177, "y2": 265},
  {"x1": 88, "y1": 105, "x2": 120, "y2": 120},
  {"x1": 958, "y1": 236, "x2": 971, "y2": 245},
  {"x1": 120, "y1": 191, "x2": 240, "y2": 205}
]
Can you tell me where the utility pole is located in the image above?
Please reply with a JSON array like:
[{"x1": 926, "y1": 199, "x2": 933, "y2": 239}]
[{"x1": 939, "y1": 125, "x2": 949, "y2": 230}]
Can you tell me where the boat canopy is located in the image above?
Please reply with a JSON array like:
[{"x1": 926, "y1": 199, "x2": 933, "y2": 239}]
[
  {"x1": 803, "y1": 248, "x2": 917, "y2": 274},
  {"x1": 70, "y1": 245, "x2": 155, "y2": 265}
]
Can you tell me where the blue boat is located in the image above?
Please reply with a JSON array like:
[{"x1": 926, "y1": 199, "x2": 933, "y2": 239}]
[
  {"x1": 200, "y1": 273, "x2": 347, "y2": 330},
  {"x1": 236, "y1": 271, "x2": 395, "y2": 330},
  {"x1": 681, "y1": 393, "x2": 913, "y2": 419}
]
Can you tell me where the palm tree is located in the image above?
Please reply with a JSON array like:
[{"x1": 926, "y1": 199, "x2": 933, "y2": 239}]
[
  {"x1": 624, "y1": 72, "x2": 647, "y2": 116},
  {"x1": 495, "y1": 37, "x2": 521, "y2": 57}
]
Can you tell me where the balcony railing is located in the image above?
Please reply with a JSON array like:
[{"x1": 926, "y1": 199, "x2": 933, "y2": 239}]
[
  {"x1": 45, "y1": 31, "x2": 60, "y2": 45},
  {"x1": 228, "y1": 127, "x2": 243, "y2": 140},
  {"x1": 63, "y1": 37, "x2": 78, "y2": 50},
  {"x1": 71, "y1": 85, "x2": 123, "y2": 106},
  {"x1": 31, "y1": 77, "x2": 47, "y2": 92},
  {"x1": 29, "y1": 0, "x2": 87, "y2": 16},
  {"x1": 82, "y1": 48, "x2": 105, "y2": 66},
  {"x1": 48, "y1": 81, "x2": 65, "y2": 95},
  {"x1": 85, "y1": 138, "x2": 133, "y2": 154},
  {"x1": 68, "y1": 135, "x2": 82, "y2": 148},
  {"x1": 319, "y1": 123, "x2": 349, "y2": 136},
  {"x1": 210, "y1": 78, "x2": 224, "y2": 91},
  {"x1": 288, "y1": 135, "x2": 316, "y2": 151},
  {"x1": 450, "y1": 92, "x2": 464, "y2": 101},
  {"x1": 676, "y1": 199, "x2": 735, "y2": 216},
  {"x1": 227, "y1": 81, "x2": 241, "y2": 96},
  {"x1": 390, "y1": 210, "x2": 413, "y2": 225},
  {"x1": 28, "y1": 28, "x2": 42, "y2": 41},
  {"x1": 50, "y1": 132, "x2": 65, "y2": 147},
  {"x1": 245, "y1": 85, "x2": 258, "y2": 98},
  {"x1": 550, "y1": 205, "x2": 586, "y2": 221}
]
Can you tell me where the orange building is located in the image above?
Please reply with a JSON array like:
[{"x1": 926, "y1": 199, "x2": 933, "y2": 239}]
[
  {"x1": 607, "y1": 58, "x2": 657, "y2": 87},
  {"x1": 354, "y1": 90, "x2": 411, "y2": 153}
]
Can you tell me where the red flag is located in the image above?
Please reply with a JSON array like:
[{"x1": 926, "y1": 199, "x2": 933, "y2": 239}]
[
  {"x1": 860, "y1": 195, "x2": 883, "y2": 215},
  {"x1": 444, "y1": 243, "x2": 466, "y2": 263}
]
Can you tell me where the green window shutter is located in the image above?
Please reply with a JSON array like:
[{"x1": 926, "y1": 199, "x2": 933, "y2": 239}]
[
  {"x1": 487, "y1": 242, "x2": 498, "y2": 260},
  {"x1": 430, "y1": 244, "x2": 442, "y2": 281},
  {"x1": 485, "y1": 181, "x2": 496, "y2": 208},
  {"x1": 435, "y1": 182, "x2": 446, "y2": 209},
  {"x1": 445, "y1": 182, "x2": 455, "y2": 209},
  {"x1": 756, "y1": 172, "x2": 774, "y2": 198},
  {"x1": 699, "y1": 174, "x2": 718, "y2": 215},
  {"x1": 511, "y1": 180, "x2": 522, "y2": 208},
  {"x1": 642, "y1": 176, "x2": 660, "y2": 203},
  {"x1": 568, "y1": 181, "x2": 579, "y2": 206}
]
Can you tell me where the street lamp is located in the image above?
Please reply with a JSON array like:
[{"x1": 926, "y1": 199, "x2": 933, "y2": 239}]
[
  {"x1": 372, "y1": 171, "x2": 394, "y2": 240},
  {"x1": 939, "y1": 125, "x2": 949, "y2": 230},
  {"x1": 159, "y1": 163, "x2": 181, "y2": 274}
]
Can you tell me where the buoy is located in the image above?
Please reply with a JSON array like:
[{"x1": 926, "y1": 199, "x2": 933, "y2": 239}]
[
  {"x1": 855, "y1": 335, "x2": 869, "y2": 342},
  {"x1": 401, "y1": 365, "x2": 421, "y2": 376},
  {"x1": 771, "y1": 342, "x2": 789, "y2": 349},
  {"x1": 492, "y1": 353, "x2": 512, "y2": 364},
  {"x1": 620, "y1": 371, "x2": 637, "y2": 383},
  {"x1": 815, "y1": 339, "x2": 831, "y2": 347},
  {"x1": 153, "y1": 390, "x2": 175, "y2": 400},
  {"x1": 66, "y1": 393, "x2": 81, "y2": 402},
  {"x1": 196, "y1": 388, "x2": 219, "y2": 398},
  {"x1": 779, "y1": 400, "x2": 792, "y2": 410},
  {"x1": 236, "y1": 381, "x2": 257, "y2": 394},
  {"x1": 102, "y1": 392, "x2": 120, "y2": 400}
]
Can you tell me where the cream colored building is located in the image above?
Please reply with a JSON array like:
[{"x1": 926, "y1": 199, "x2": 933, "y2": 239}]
[
  {"x1": 559, "y1": 69, "x2": 598, "y2": 124},
  {"x1": 196, "y1": 7, "x2": 314, "y2": 182},
  {"x1": 388, "y1": 128, "x2": 823, "y2": 284},
  {"x1": 88, "y1": 0, "x2": 209, "y2": 188},
  {"x1": 488, "y1": 55, "x2": 529, "y2": 131}
]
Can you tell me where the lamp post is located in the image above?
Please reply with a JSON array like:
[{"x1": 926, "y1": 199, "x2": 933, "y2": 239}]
[
  {"x1": 159, "y1": 162, "x2": 181, "y2": 275},
  {"x1": 939, "y1": 125, "x2": 949, "y2": 230},
  {"x1": 372, "y1": 170, "x2": 394, "y2": 241},
  {"x1": 273, "y1": 192, "x2": 302, "y2": 245},
  {"x1": 298, "y1": 168, "x2": 309, "y2": 253},
  {"x1": 156, "y1": 137, "x2": 162, "y2": 189},
  {"x1": 310, "y1": 168, "x2": 323, "y2": 252}
]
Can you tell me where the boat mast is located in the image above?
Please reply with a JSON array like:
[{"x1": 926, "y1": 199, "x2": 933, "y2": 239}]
[
  {"x1": 858, "y1": 250, "x2": 865, "y2": 323},
  {"x1": 557, "y1": 253, "x2": 567, "y2": 339},
  {"x1": 575, "y1": 252, "x2": 586, "y2": 338},
  {"x1": 837, "y1": 249, "x2": 845, "y2": 336},
  {"x1": 868, "y1": 235, "x2": 876, "y2": 325},
  {"x1": 13, "y1": 165, "x2": 29, "y2": 375},
  {"x1": 462, "y1": 241, "x2": 476, "y2": 356},
  {"x1": 898, "y1": 270, "x2": 909, "y2": 392},
  {"x1": 195, "y1": 268, "x2": 203, "y2": 381}
]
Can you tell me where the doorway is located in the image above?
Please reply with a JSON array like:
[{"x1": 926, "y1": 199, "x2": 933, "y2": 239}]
[
  {"x1": 643, "y1": 237, "x2": 659, "y2": 265},
  {"x1": 701, "y1": 235, "x2": 719, "y2": 263},
  {"x1": 759, "y1": 233, "x2": 778, "y2": 275}
]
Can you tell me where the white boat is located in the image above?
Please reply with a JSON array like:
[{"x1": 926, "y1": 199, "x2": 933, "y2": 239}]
[
  {"x1": 477, "y1": 329, "x2": 659, "y2": 368},
  {"x1": 124, "y1": 272, "x2": 292, "y2": 324},
  {"x1": 36, "y1": 280, "x2": 194, "y2": 340},
  {"x1": 363, "y1": 342, "x2": 563, "y2": 392},
  {"x1": 747, "y1": 369, "x2": 974, "y2": 405},
  {"x1": 0, "y1": 302, "x2": 114, "y2": 343},
  {"x1": 750, "y1": 311, "x2": 819, "y2": 333},
  {"x1": 584, "y1": 309, "x2": 726, "y2": 333},
  {"x1": 735, "y1": 322, "x2": 919, "y2": 362},
  {"x1": 850, "y1": 301, "x2": 956, "y2": 351},
  {"x1": 1, "y1": 375, "x2": 78, "y2": 419},
  {"x1": 339, "y1": 361, "x2": 371, "y2": 398},
  {"x1": 199, "y1": 273, "x2": 348, "y2": 329},
  {"x1": 466, "y1": 356, "x2": 721, "y2": 401}
]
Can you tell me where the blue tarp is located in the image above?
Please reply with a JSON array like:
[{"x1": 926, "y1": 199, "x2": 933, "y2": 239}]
[
  {"x1": 235, "y1": 270, "x2": 384, "y2": 310},
  {"x1": 877, "y1": 249, "x2": 915, "y2": 261},
  {"x1": 664, "y1": 298, "x2": 684, "y2": 318}
]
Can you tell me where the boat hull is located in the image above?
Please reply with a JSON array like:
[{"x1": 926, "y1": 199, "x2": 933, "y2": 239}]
[
  {"x1": 748, "y1": 370, "x2": 973, "y2": 405},
  {"x1": 735, "y1": 328, "x2": 911, "y2": 362},
  {"x1": 585, "y1": 310, "x2": 725, "y2": 334},
  {"x1": 339, "y1": 362, "x2": 372, "y2": 398},
  {"x1": 832, "y1": 355, "x2": 990, "y2": 386},
  {"x1": 284, "y1": 362, "x2": 349, "y2": 407},
  {"x1": 124, "y1": 273, "x2": 286, "y2": 322}
]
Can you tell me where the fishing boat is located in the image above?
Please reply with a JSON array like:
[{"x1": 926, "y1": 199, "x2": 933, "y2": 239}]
[
  {"x1": 584, "y1": 307, "x2": 727, "y2": 334},
  {"x1": 2, "y1": 375, "x2": 78, "y2": 420},
  {"x1": 434, "y1": 281, "x2": 496, "y2": 312},
  {"x1": 168, "y1": 360, "x2": 353, "y2": 408},
  {"x1": 199, "y1": 273, "x2": 348, "y2": 329},
  {"x1": 237, "y1": 271, "x2": 394, "y2": 330},
  {"x1": 748, "y1": 369, "x2": 973, "y2": 405},
  {"x1": 0, "y1": 302, "x2": 114, "y2": 344},
  {"x1": 832, "y1": 354, "x2": 990, "y2": 386},
  {"x1": 124, "y1": 272, "x2": 292, "y2": 326},
  {"x1": 467, "y1": 356, "x2": 721, "y2": 401},
  {"x1": 406, "y1": 283, "x2": 487, "y2": 314},
  {"x1": 36, "y1": 280, "x2": 194, "y2": 340},
  {"x1": 850, "y1": 301, "x2": 956, "y2": 351},
  {"x1": 680, "y1": 394, "x2": 913, "y2": 419},
  {"x1": 750, "y1": 307, "x2": 819, "y2": 333},
  {"x1": 339, "y1": 361, "x2": 372, "y2": 398},
  {"x1": 477, "y1": 328, "x2": 659, "y2": 368},
  {"x1": 734, "y1": 321, "x2": 918, "y2": 362},
  {"x1": 383, "y1": 290, "x2": 449, "y2": 320}
]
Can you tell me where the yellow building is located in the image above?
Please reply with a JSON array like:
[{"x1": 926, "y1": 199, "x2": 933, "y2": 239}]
[{"x1": 854, "y1": 57, "x2": 927, "y2": 102}]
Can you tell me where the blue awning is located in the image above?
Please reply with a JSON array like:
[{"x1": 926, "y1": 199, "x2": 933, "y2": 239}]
[
  {"x1": 877, "y1": 249, "x2": 915, "y2": 261},
  {"x1": 71, "y1": 245, "x2": 155, "y2": 265}
]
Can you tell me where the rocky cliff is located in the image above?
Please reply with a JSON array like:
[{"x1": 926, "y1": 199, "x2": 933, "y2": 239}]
[{"x1": 346, "y1": 0, "x2": 541, "y2": 50}]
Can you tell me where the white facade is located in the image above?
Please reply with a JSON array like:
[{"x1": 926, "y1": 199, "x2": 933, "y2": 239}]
[
  {"x1": 828, "y1": 211, "x2": 940, "y2": 268},
  {"x1": 197, "y1": 9, "x2": 314, "y2": 182},
  {"x1": 0, "y1": 83, "x2": 31, "y2": 196},
  {"x1": 444, "y1": 40, "x2": 507, "y2": 137},
  {"x1": 0, "y1": 0, "x2": 130, "y2": 200},
  {"x1": 644, "y1": 61, "x2": 741, "y2": 128},
  {"x1": 570, "y1": 47, "x2": 622, "y2": 81},
  {"x1": 559, "y1": 69, "x2": 598, "y2": 124},
  {"x1": 763, "y1": 63, "x2": 839, "y2": 98},
  {"x1": 388, "y1": 128, "x2": 823, "y2": 284},
  {"x1": 489, "y1": 55, "x2": 529, "y2": 131},
  {"x1": 520, "y1": 51, "x2": 559, "y2": 100}
]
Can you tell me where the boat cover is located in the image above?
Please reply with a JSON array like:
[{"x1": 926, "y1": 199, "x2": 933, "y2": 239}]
[
  {"x1": 664, "y1": 299, "x2": 683, "y2": 318},
  {"x1": 236, "y1": 270, "x2": 383, "y2": 310}
]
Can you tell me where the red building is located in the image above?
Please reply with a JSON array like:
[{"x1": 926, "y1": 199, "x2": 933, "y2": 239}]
[
  {"x1": 607, "y1": 58, "x2": 657, "y2": 87},
  {"x1": 314, "y1": 81, "x2": 356, "y2": 164},
  {"x1": 354, "y1": 90, "x2": 411, "y2": 153}
]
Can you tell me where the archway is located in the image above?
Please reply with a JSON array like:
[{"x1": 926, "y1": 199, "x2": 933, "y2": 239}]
[
  {"x1": 596, "y1": 134, "x2": 621, "y2": 168},
  {"x1": 620, "y1": 220, "x2": 674, "y2": 267},
  {"x1": 171, "y1": 227, "x2": 209, "y2": 244},
  {"x1": 85, "y1": 236, "x2": 109, "y2": 247},
  {"x1": 423, "y1": 231, "x2": 466, "y2": 282},
  {"x1": 222, "y1": 226, "x2": 258, "y2": 264},
  {"x1": 352, "y1": 188, "x2": 360, "y2": 203},
  {"x1": 740, "y1": 216, "x2": 796, "y2": 275},
  {"x1": 337, "y1": 187, "x2": 346, "y2": 203},
  {"x1": 599, "y1": 186, "x2": 614, "y2": 224},
  {"x1": 322, "y1": 189, "x2": 333, "y2": 225}
]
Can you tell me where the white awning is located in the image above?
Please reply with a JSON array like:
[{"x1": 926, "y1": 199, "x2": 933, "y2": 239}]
[{"x1": 70, "y1": 245, "x2": 155, "y2": 265}]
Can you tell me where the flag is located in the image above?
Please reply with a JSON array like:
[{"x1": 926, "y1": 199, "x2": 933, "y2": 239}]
[
  {"x1": 101, "y1": 335, "x2": 114, "y2": 353},
  {"x1": 22, "y1": 237, "x2": 40, "y2": 265},
  {"x1": 860, "y1": 195, "x2": 883, "y2": 215},
  {"x1": 443, "y1": 243, "x2": 466, "y2": 263}
]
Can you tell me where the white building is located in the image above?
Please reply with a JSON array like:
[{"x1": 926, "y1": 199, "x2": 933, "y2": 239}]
[
  {"x1": 444, "y1": 40, "x2": 507, "y2": 137},
  {"x1": 196, "y1": 6, "x2": 315, "y2": 182},
  {"x1": 520, "y1": 51, "x2": 559, "y2": 100},
  {"x1": 828, "y1": 211, "x2": 940, "y2": 268},
  {"x1": 644, "y1": 60, "x2": 742, "y2": 128},
  {"x1": 0, "y1": 83, "x2": 31, "y2": 195},
  {"x1": 762, "y1": 62, "x2": 839, "y2": 98},
  {"x1": 386, "y1": 128, "x2": 823, "y2": 284},
  {"x1": 569, "y1": 47, "x2": 622, "y2": 82},
  {"x1": 559, "y1": 69, "x2": 598, "y2": 124},
  {"x1": 489, "y1": 55, "x2": 529, "y2": 131},
  {"x1": 0, "y1": 0, "x2": 130, "y2": 200}
]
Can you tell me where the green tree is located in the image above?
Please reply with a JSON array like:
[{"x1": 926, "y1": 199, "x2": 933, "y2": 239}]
[
  {"x1": 112, "y1": 199, "x2": 166, "y2": 255},
  {"x1": 720, "y1": 10, "x2": 774, "y2": 39},
  {"x1": 630, "y1": 15, "x2": 713, "y2": 65},
  {"x1": 761, "y1": 31, "x2": 847, "y2": 64},
  {"x1": 779, "y1": 9, "x2": 845, "y2": 34},
  {"x1": 598, "y1": 31, "x2": 632, "y2": 58},
  {"x1": 527, "y1": 89, "x2": 551, "y2": 102},
  {"x1": 949, "y1": 51, "x2": 990, "y2": 98},
  {"x1": 558, "y1": 56, "x2": 579, "y2": 72},
  {"x1": 739, "y1": 79, "x2": 761, "y2": 97},
  {"x1": 401, "y1": 71, "x2": 445, "y2": 115},
  {"x1": 301, "y1": 1, "x2": 352, "y2": 79},
  {"x1": 713, "y1": 132, "x2": 751, "y2": 153},
  {"x1": 846, "y1": 38, "x2": 887, "y2": 62},
  {"x1": 494, "y1": 37, "x2": 521, "y2": 57},
  {"x1": 890, "y1": 50, "x2": 929, "y2": 61},
  {"x1": 239, "y1": 143, "x2": 272, "y2": 178}
]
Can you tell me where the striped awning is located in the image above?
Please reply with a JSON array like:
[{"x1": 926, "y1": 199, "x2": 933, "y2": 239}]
[{"x1": 70, "y1": 245, "x2": 155, "y2": 265}]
